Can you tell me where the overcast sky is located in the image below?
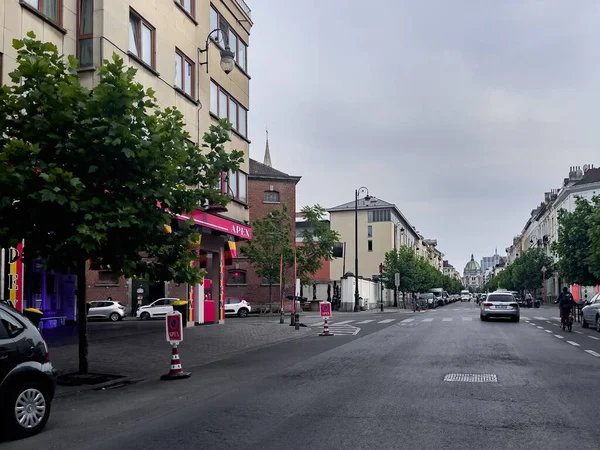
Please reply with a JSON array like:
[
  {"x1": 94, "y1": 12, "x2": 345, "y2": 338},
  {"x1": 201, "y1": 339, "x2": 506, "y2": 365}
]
[{"x1": 245, "y1": 0, "x2": 600, "y2": 271}]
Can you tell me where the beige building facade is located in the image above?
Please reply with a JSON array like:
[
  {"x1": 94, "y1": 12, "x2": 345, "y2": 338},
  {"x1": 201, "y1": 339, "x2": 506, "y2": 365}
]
[
  {"x1": 328, "y1": 197, "x2": 422, "y2": 281},
  {"x1": 1, "y1": 0, "x2": 254, "y2": 323}
]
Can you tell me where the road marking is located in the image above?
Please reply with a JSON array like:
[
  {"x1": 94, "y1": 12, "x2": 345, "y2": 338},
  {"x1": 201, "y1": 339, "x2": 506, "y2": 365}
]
[
  {"x1": 529, "y1": 322, "x2": 536, "y2": 326},
  {"x1": 554, "y1": 335, "x2": 564, "y2": 339},
  {"x1": 442, "y1": 318, "x2": 453, "y2": 322},
  {"x1": 333, "y1": 320, "x2": 355, "y2": 325},
  {"x1": 535, "y1": 317, "x2": 546, "y2": 320},
  {"x1": 553, "y1": 317, "x2": 561, "y2": 321},
  {"x1": 546, "y1": 321, "x2": 552, "y2": 324},
  {"x1": 545, "y1": 330, "x2": 552, "y2": 333},
  {"x1": 585, "y1": 350, "x2": 600, "y2": 357},
  {"x1": 378, "y1": 319, "x2": 395, "y2": 324},
  {"x1": 421, "y1": 318, "x2": 434, "y2": 322},
  {"x1": 462, "y1": 317, "x2": 472, "y2": 321},
  {"x1": 588, "y1": 335, "x2": 600, "y2": 340},
  {"x1": 444, "y1": 373, "x2": 497, "y2": 383},
  {"x1": 537, "y1": 326, "x2": 544, "y2": 329},
  {"x1": 567, "y1": 341, "x2": 580, "y2": 347},
  {"x1": 401, "y1": 318, "x2": 415, "y2": 323},
  {"x1": 453, "y1": 308, "x2": 460, "y2": 311},
  {"x1": 355, "y1": 320, "x2": 374, "y2": 324},
  {"x1": 574, "y1": 331, "x2": 583, "y2": 335}
]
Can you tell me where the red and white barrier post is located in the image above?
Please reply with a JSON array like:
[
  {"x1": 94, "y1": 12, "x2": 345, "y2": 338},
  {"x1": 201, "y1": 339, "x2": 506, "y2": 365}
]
[
  {"x1": 161, "y1": 311, "x2": 191, "y2": 380},
  {"x1": 319, "y1": 302, "x2": 333, "y2": 337}
]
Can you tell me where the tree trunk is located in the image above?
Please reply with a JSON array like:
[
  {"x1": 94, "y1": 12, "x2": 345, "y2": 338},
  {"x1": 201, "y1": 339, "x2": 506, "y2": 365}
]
[
  {"x1": 393, "y1": 288, "x2": 398, "y2": 307},
  {"x1": 268, "y1": 283, "x2": 272, "y2": 315},
  {"x1": 76, "y1": 256, "x2": 89, "y2": 374}
]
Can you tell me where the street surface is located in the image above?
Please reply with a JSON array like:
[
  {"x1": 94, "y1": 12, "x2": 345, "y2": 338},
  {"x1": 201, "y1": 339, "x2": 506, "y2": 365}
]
[{"x1": 4, "y1": 303, "x2": 600, "y2": 449}]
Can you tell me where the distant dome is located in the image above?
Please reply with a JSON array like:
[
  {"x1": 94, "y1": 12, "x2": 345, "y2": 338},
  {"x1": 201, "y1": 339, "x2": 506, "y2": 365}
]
[{"x1": 464, "y1": 254, "x2": 480, "y2": 272}]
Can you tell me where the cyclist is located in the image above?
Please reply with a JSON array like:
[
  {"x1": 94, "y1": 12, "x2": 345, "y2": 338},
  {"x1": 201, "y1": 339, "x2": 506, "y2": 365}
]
[{"x1": 557, "y1": 287, "x2": 575, "y2": 330}]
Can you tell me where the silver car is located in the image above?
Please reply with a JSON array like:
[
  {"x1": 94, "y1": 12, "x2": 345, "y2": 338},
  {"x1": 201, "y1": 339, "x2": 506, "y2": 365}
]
[
  {"x1": 581, "y1": 293, "x2": 600, "y2": 330},
  {"x1": 480, "y1": 291, "x2": 520, "y2": 322},
  {"x1": 87, "y1": 300, "x2": 126, "y2": 321}
]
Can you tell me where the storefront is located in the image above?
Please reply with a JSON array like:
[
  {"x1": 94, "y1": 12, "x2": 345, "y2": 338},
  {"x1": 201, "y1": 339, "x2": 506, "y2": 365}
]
[
  {"x1": 1, "y1": 243, "x2": 76, "y2": 328},
  {"x1": 175, "y1": 209, "x2": 252, "y2": 325}
]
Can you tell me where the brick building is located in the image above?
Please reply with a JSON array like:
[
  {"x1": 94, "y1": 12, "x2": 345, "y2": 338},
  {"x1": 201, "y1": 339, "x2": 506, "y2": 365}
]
[{"x1": 226, "y1": 135, "x2": 301, "y2": 309}]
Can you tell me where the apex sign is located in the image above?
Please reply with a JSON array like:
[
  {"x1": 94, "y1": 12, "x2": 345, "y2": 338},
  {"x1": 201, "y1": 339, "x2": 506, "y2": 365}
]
[{"x1": 231, "y1": 224, "x2": 251, "y2": 239}]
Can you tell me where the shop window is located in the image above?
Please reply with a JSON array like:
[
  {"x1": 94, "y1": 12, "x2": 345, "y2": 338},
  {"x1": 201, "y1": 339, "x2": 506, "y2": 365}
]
[
  {"x1": 227, "y1": 270, "x2": 246, "y2": 285},
  {"x1": 97, "y1": 271, "x2": 119, "y2": 285},
  {"x1": 264, "y1": 191, "x2": 280, "y2": 203}
]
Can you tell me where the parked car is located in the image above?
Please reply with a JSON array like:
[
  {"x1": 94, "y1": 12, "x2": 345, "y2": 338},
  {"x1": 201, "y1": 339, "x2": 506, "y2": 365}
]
[
  {"x1": 0, "y1": 300, "x2": 57, "y2": 438},
  {"x1": 581, "y1": 293, "x2": 600, "y2": 330},
  {"x1": 480, "y1": 291, "x2": 520, "y2": 322},
  {"x1": 418, "y1": 293, "x2": 436, "y2": 308},
  {"x1": 224, "y1": 298, "x2": 251, "y2": 317},
  {"x1": 136, "y1": 298, "x2": 178, "y2": 320},
  {"x1": 87, "y1": 300, "x2": 126, "y2": 321},
  {"x1": 460, "y1": 290, "x2": 471, "y2": 302}
]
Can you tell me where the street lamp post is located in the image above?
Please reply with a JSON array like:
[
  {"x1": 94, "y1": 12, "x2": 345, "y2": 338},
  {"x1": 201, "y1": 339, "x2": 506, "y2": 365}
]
[
  {"x1": 199, "y1": 29, "x2": 236, "y2": 74},
  {"x1": 354, "y1": 187, "x2": 370, "y2": 312},
  {"x1": 541, "y1": 266, "x2": 547, "y2": 305}
]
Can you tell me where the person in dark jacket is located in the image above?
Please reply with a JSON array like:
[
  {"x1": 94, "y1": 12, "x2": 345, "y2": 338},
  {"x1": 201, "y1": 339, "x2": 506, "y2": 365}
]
[{"x1": 557, "y1": 287, "x2": 575, "y2": 330}]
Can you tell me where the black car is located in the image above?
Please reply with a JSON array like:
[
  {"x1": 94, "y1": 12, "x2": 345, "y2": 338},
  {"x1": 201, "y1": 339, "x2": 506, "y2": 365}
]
[{"x1": 0, "y1": 300, "x2": 57, "y2": 438}]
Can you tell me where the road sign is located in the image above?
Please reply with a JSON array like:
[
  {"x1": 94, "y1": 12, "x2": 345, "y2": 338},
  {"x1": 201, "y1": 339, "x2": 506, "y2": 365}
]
[
  {"x1": 166, "y1": 311, "x2": 183, "y2": 344},
  {"x1": 395, "y1": 272, "x2": 400, "y2": 288},
  {"x1": 320, "y1": 302, "x2": 332, "y2": 317}
]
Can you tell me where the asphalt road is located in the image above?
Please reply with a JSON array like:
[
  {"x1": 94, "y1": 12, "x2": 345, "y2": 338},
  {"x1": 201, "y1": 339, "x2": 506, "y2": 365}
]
[{"x1": 5, "y1": 302, "x2": 600, "y2": 450}]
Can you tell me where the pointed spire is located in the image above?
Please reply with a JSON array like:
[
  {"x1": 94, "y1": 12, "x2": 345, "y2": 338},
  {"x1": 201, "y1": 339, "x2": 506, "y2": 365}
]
[
  {"x1": 263, "y1": 126, "x2": 272, "y2": 167},
  {"x1": 471, "y1": 254, "x2": 474, "y2": 261}
]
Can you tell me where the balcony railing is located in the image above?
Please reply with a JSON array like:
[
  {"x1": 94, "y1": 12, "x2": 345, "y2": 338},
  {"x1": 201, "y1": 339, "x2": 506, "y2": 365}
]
[{"x1": 233, "y1": 0, "x2": 251, "y2": 18}]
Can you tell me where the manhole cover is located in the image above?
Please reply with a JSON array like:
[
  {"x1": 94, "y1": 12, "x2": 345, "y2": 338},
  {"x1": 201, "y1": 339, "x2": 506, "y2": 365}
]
[{"x1": 444, "y1": 373, "x2": 498, "y2": 383}]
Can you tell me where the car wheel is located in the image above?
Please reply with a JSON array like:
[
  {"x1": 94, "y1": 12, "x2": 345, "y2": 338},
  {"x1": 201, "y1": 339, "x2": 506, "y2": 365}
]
[
  {"x1": 582, "y1": 318, "x2": 589, "y2": 328},
  {"x1": 109, "y1": 312, "x2": 120, "y2": 322},
  {"x1": 480, "y1": 314, "x2": 486, "y2": 321},
  {"x1": 596, "y1": 317, "x2": 600, "y2": 332},
  {"x1": 238, "y1": 308, "x2": 249, "y2": 318},
  {"x1": 140, "y1": 312, "x2": 151, "y2": 321},
  {"x1": 513, "y1": 316, "x2": 520, "y2": 323},
  {"x1": 3, "y1": 381, "x2": 51, "y2": 438}
]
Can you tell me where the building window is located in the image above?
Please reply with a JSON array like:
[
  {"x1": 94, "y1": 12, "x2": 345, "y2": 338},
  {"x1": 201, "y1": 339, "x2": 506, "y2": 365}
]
[
  {"x1": 367, "y1": 225, "x2": 372, "y2": 237},
  {"x1": 264, "y1": 191, "x2": 280, "y2": 203},
  {"x1": 175, "y1": 50, "x2": 194, "y2": 97},
  {"x1": 77, "y1": 0, "x2": 93, "y2": 67},
  {"x1": 210, "y1": 80, "x2": 248, "y2": 138},
  {"x1": 368, "y1": 240, "x2": 373, "y2": 252},
  {"x1": 210, "y1": 6, "x2": 248, "y2": 72},
  {"x1": 227, "y1": 270, "x2": 246, "y2": 285},
  {"x1": 97, "y1": 271, "x2": 119, "y2": 285},
  {"x1": 368, "y1": 209, "x2": 391, "y2": 223},
  {"x1": 129, "y1": 10, "x2": 155, "y2": 69},
  {"x1": 176, "y1": 0, "x2": 194, "y2": 17},
  {"x1": 226, "y1": 171, "x2": 247, "y2": 203},
  {"x1": 23, "y1": 0, "x2": 61, "y2": 24}
]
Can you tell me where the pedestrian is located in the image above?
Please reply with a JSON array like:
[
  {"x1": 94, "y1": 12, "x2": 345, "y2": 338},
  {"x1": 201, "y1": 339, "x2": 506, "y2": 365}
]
[{"x1": 557, "y1": 287, "x2": 575, "y2": 330}]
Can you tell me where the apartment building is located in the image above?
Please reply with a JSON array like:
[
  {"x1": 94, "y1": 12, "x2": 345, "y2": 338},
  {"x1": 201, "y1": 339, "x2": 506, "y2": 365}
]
[{"x1": 0, "y1": 0, "x2": 253, "y2": 325}]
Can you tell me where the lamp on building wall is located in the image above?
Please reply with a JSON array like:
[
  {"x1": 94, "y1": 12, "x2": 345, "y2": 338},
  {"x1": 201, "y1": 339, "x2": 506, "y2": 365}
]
[
  {"x1": 354, "y1": 186, "x2": 371, "y2": 312},
  {"x1": 199, "y1": 29, "x2": 236, "y2": 74}
]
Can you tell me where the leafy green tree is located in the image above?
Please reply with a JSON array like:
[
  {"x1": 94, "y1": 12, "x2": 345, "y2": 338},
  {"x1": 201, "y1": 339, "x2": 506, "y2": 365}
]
[
  {"x1": 382, "y1": 246, "x2": 417, "y2": 306},
  {"x1": 242, "y1": 204, "x2": 293, "y2": 310},
  {"x1": 552, "y1": 197, "x2": 599, "y2": 286},
  {"x1": 500, "y1": 249, "x2": 554, "y2": 296},
  {"x1": 296, "y1": 205, "x2": 340, "y2": 286},
  {"x1": 0, "y1": 34, "x2": 242, "y2": 373}
]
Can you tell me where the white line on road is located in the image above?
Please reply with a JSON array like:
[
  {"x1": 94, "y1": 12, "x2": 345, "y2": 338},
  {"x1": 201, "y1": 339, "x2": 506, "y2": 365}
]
[
  {"x1": 355, "y1": 320, "x2": 374, "y2": 324},
  {"x1": 585, "y1": 350, "x2": 600, "y2": 357},
  {"x1": 401, "y1": 318, "x2": 415, "y2": 323},
  {"x1": 378, "y1": 319, "x2": 395, "y2": 324},
  {"x1": 453, "y1": 308, "x2": 460, "y2": 311},
  {"x1": 554, "y1": 335, "x2": 564, "y2": 339},
  {"x1": 589, "y1": 336, "x2": 600, "y2": 340},
  {"x1": 546, "y1": 321, "x2": 552, "y2": 324},
  {"x1": 462, "y1": 317, "x2": 472, "y2": 321},
  {"x1": 333, "y1": 320, "x2": 355, "y2": 325},
  {"x1": 535, "y1": 317, "x2": 546, "y2": 320},
  {"x1": 553, "y1": 317, "x2": 561, "y2": 321},
  {"x1": 567, "y1": 341, "x2": 580, "y2": 347},
  {"x1": 442, "y1": 318, "x2": 453, "y2": 322},
  {"x1": 574, "y1": 331, "x2": 583, "y2": 335},
  {"x1": 421, "y1": 318, "x2": 434, "y2": 322},
  {"x1": 545, "y1": 330, "x2": 552, "y2": 333},
  {"x1": 536, "y1": 326, "x2": 544, "y2": 329}
]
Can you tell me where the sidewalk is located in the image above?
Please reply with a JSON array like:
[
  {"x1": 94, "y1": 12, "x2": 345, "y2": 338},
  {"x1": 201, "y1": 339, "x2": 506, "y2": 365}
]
[{"x1": 49, "y1": 319, "x2": 312, "y2": 397}]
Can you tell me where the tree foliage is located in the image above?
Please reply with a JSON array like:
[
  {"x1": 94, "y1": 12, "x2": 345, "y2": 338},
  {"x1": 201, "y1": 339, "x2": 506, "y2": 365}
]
[
  {"x1": 0, "y1": 34, "x2": 243, "y2": 372},
  {"x1": 241, "y1": 203, "x2": 293, "y2": 306},
  {"x1": 295, "y1": 205, "x2": 340, "y2": 286},
  {"x1": 484, "y1": 248, "x2": 554, "y2": 294},
  {"x1": 552, "y1": 196, "x2": 600, "y2": 286},
  {"x1": 381, "y1": 246, "x2": 463, "y2": 296}
]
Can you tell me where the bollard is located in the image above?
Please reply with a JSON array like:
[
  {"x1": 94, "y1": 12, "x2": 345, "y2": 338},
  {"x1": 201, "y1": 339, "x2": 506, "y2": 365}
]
[
  {"x1": 319, "y1": 317, "x2": 334, "y2": 336},
  {"x1": 280, "y1": 308, "x2": 284, "y2": 324},
  {"x1": 294, "y1": 312, "x2": 300, "y2": 330},
  {"x1": 160, "y1": 344, "x2": 191, "y2": 380}
]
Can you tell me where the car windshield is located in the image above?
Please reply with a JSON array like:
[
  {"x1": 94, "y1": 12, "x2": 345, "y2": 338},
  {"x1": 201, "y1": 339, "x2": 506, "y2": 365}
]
[{"x1": 487, "y1": 295, "x2": 514, "y2": 303}]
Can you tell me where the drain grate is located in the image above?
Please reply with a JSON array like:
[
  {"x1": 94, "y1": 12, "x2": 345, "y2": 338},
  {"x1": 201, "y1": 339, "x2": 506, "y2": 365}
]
[{"x1": 444, "y1": 373, "x2": 497, "y2": 383}]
